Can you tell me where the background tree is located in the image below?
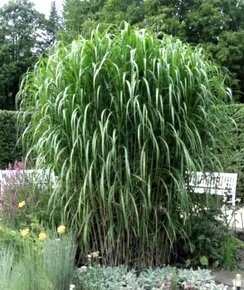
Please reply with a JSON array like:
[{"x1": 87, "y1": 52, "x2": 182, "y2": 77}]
[
  {"x1": 61, "y1": 0, "x2": 244, "y2": 99},
  {"x1": 46, "y1": 1, "x2": 62, "y2": 46},
  {"x1": 62, "y1": 0, "x2": 83, "y2": 38},
  {"x1": 100, "y1": 0, "x2": 144, "y2": 24},
  {"x1": 143, "y1": 4, "x2": 186, "y2": 38},
  {"x1": 0, "y1": 0, "x2": 50, "y2": 110},
  {"x1": 184, "y1": 0, "x2": 244, "y2": 99},
  {"x1": 62, "y1": 0, "x2": 106, "y2": 40},
  {"x1": 143, "y1": 0, "x2": 244, "y2": 98}
]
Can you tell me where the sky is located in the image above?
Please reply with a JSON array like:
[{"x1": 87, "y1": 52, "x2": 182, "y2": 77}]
[{"x1": 0, "y1": 0, "x2": 63, "y2": 17}]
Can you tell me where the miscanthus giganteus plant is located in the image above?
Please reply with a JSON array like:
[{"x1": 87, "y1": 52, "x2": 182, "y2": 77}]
[{"x1": 18, "y1": 23, "x2": 231, "y2": 267}]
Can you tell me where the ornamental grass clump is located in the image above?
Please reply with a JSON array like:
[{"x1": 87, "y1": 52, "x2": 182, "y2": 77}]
[{"x1": 18, "y1": 23, "x2": 231, "y2": 267}]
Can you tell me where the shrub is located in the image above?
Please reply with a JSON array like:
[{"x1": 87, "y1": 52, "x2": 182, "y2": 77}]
[
  {"x1": 0, "y1": 110, "x2": 23, "y2": 169},
  {"x1": 175, "y1": 200, "x2": 232, "y2": 268},
  {"x1": 18, "y1": 23, "x2": 231, "y2": 267}
]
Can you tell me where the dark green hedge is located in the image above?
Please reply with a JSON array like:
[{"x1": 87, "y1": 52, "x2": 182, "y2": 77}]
[
  {"x1": 213, "y1": 104, "x2": 244, "y2": 201},
  {"x1": 0, "y1": 110, "x2": 23, "y2": 169}
]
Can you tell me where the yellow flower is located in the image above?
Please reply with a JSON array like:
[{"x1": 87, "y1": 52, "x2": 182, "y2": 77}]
[
  {"x1": 57, "y1": 225, "x2": 66, "y2": 235},
  {"x1": 38, "y1": 232, "x2": 47, "y2": 241},
  {"x1": 18, "y1": 200, "x2": 26, "y2": 208},
  {"x1": 20, "y1": 228, "x2": 29, "y2": 237}
]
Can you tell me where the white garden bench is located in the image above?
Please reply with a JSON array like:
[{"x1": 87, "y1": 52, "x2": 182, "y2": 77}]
[
  {"x1": 185, "y1": 172, "x2": 238, "y2": 206},
  {"x1": 0, "y1": 169, "x2": 56, "y2": 194}
]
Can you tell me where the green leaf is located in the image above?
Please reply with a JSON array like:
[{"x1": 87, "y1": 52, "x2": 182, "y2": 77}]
[
  {"x1": 200, "y1": 256, "x2": 209, "y2": 266},
  {"x1": 197, "y1": 235, "x2": 206, "y2": 240},
  {"x1": 185, "y1": 259, "x2": 191, "y2": 267}
]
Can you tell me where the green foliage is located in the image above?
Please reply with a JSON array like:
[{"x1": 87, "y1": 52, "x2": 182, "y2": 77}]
[
  {"x1": 199, "y1": 256, "x2": 209, "y2": 267},
  {"x1": 60, "y1": 0, "x2": 244, "y2": 99},
  {"x1": 0, "y1": 110, "x2": 22, "y2": 169},
  {"x1": 62, "y1": 0, "x2": 144, "y2": 40},
  {"x1": 0, "y1": 174, "x2": 52, "y2": 229},
  {"x1": 46, "y1": 1, "x2": 63, "y2": 46},
  {"x1": 206, "y1": 30, "x2": 244, "y2": 100},
  {"x1": 175, "y1": 196, "x2": 235, "y2": 269},
  {"x1": 101, "y1": 0, "x2": 144, "y2": 24},
  {"x1": 0, "y1": 163, "x2": 74, "y2": 282},
  {"x1": 63, "y1": 0, "x2": 87, "y2": 37},
  {"x1": 19, "y1": 24, "x2": 231, "y2": 267},
  {"x1": 185, "y1": 0, "x2": 232, "y2": 43},
  {"x1": 76, "y1": 265, "x2": 223, "y2": 290},
  {"x1": 61, "y1": 0, "x2": 106, "y2": 40},
  {"x1": 213, "y1": 104, "x2": 244, "y2": 201},
  {"x1": 0, "y1": 0, "x2": 55, "y2": 110},
  {"x1": 0, "y1": 224, "x2": 23, "y2": 250},
  {"x1": 0, "y1": 246, "x2": 14, "y2": 289},
  {"x1": 223, "y1": 237, "x2": 237, "y2": 269},
  {"x1": 39, "y1": 233, "x2": 76, "y2": 290},
  {"x1": 0, "y1": 233, "x2": 75, "y2": 290},
  {"x1": 142, "y1": 7, "x2": 186, "y2": 39},
  {"x1": 0, "y1": 175, "x2": 75, "y2": 290},
  {"x1": 0, "y1": 161, "x2": 64, "y2": 233}
]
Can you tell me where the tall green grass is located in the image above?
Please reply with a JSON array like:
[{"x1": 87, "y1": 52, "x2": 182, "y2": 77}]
[{"x1": 18, "y1": 23, "x2": 231, "y2": 266}]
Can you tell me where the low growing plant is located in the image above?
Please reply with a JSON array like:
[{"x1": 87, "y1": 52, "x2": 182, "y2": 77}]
[
  {"x1": 0, "y1": 229, "x2": 76, "y2": 290},
  {"x1": 76, "y1": 265, "x2": 226, "y2": 290},
  {"x1": 42, "y1": 232, "x2": 76, "y2": 290}
]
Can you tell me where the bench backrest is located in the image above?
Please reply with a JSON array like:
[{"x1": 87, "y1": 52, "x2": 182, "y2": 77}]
[
  {"x1": 186, "y1": 172, "x2": 238, "y2": 206},
  {"x1": 0, "y1": 169, "x2": 56, "y2": 194}
]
